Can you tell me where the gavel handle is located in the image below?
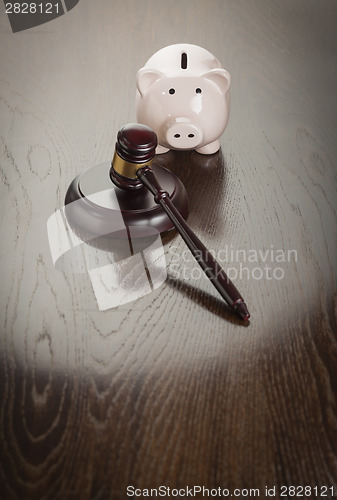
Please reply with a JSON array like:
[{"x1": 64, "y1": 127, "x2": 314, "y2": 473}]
[{"x1": 137, "y1": 165, "x2": 250, "y2": 321}]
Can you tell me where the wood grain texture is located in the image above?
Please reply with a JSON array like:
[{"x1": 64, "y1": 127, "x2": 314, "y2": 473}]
[{"x1": 1, "y1": 0, "x2": 337, "y2": 498}]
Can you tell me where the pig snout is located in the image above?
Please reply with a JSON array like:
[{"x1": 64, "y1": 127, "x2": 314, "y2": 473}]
[{"x1": 165, "y1": 121, "x2": 202, "y2": 150}]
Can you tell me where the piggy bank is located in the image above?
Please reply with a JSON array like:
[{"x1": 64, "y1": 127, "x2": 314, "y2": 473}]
[{"x1": 135, "y1": 43, "x2": 231, "y2": 155}]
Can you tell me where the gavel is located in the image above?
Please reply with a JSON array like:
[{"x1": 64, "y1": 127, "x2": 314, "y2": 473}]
[{"x1": 108, "y1": 123, "x2": 250, "y2": 321}]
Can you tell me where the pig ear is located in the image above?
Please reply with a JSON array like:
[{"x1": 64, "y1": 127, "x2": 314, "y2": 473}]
[
  {"x1": 202, "y1": 68, "x2": 231, "y2": 95},
  {"x1": 136, "y1": 68, "x2": 164, "y2": 96}
]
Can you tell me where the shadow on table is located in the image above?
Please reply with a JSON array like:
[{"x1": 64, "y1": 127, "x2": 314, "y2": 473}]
[
  {"x1": 154, "y1": 149, "x2": 228, "y2": 237},
  {"x1": 165, "y1": 274, "x2": 250, "y2": 326}
]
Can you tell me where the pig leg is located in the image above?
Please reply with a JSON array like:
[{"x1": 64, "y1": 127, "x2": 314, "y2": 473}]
[
  {"x1": 195, "y1": 139, "x2": 220, "y2": 155},
  {"x1": 156, "y1": 145, "x2": 170, "y2": 154}
]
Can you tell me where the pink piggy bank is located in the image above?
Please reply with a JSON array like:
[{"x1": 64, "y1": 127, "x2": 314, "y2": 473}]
[{"x1": 136, "y1": 43, "x2": 231, "y2": 155}]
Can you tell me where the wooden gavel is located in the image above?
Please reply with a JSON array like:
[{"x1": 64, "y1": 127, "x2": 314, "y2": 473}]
[{"x1": 109, "y1": 123, "x2": 250, "y2": 321}]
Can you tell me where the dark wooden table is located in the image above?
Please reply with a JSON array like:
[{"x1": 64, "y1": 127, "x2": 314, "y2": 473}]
[{"x1": 1, "y1": 1, "x2": 337, "y2": 499}]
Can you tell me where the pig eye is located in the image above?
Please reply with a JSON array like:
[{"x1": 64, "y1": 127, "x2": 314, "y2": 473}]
[
  {"x1": 169, "y1": 88, "x2": 175, "y2": 94},
  {"x1": 196, "y1": 88, "x2": 202, "y2": 94}
]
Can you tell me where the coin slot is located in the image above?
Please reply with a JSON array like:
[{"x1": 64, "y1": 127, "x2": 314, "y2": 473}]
[{"x1": 181, "y1": 52, "x2": 187, "y2": 69}]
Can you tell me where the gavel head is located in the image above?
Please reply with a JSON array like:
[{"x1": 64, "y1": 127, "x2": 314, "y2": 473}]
[
  {"x1": 64, "y1": 122, "x2": 188, "y2": 237},
  {"x1": 110, "y1": 123, "x2": 157, "y2": 190}
]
